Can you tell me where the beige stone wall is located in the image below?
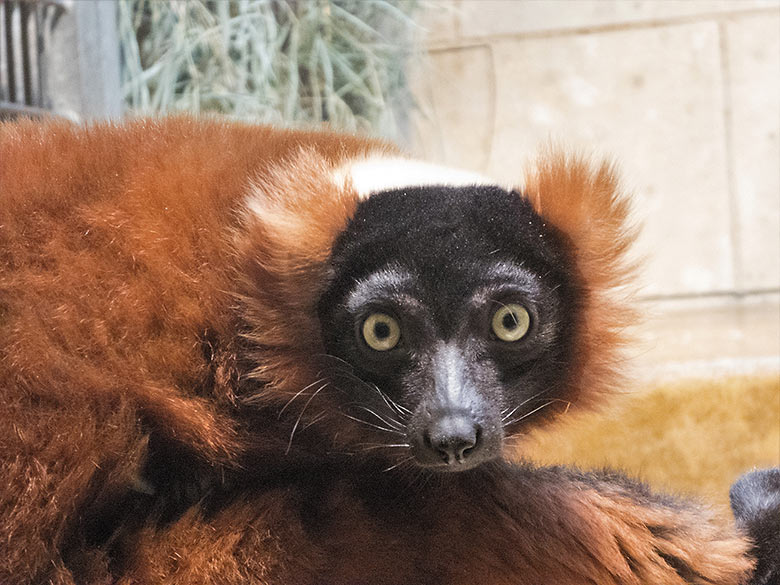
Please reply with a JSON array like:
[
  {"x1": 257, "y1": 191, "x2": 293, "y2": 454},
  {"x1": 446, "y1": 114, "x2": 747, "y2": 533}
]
[{"x1": 411, "y1": 0, "x2": 780, "y2": 377}]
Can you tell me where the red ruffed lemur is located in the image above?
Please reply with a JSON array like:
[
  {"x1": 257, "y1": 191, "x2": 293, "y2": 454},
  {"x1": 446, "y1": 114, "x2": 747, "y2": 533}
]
[{"x1": 0, "y1": 117, "x2": 777, "y2": 585}]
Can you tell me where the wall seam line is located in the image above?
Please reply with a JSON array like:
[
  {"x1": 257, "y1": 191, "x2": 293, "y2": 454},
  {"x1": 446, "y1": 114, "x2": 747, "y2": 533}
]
[
  {"x1": 718, "y1": 20, "x2": 743, "y2": 295},
  {"x1": 426, "y1": 7, "x2": 780, "y2": 51}
]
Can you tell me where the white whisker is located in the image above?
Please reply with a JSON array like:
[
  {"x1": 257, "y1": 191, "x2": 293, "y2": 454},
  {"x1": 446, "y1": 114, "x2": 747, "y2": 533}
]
[
  {"x1": 301, "y1": 410, "x2": 328, "y2": 431},
  {"x1": 279, "y1": 377, "x2": 326, "y2": 419},
  {"x1": 377, "y1": 387, "x2": 411, "y2": 416},
  {"x1": 501, "y1": 404, "x2": 523, "y2": 422},
  {"x1": 319, "y1": 354, "x2": 412, "y2": 419},
  {"x1": 286, "y1": 382, "x2": 329, "y2": 454},
  {"x1": 501, "y1": 390, "x2": 551, "y2": 422},
  {"x1": 354, "y1": 405, "x2": 405, "y2": 431},
  {"x1": 341, "y1": 412, "x2": 406, "y2": 436},
  {"x1": 383, "y1": 456, "x2": 415, "y2": 473},
  {"x1": 502, "y1": 400, "x2": 556, "y2": 427},
  {"x1": 356, "y1": 442, "x2": 410, "y2": 452}
]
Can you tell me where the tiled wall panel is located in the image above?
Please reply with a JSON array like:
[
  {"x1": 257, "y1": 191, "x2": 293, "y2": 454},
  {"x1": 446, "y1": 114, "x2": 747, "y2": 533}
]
[
  {"x1": 426, "y1": 0, "x2": 779, "y2": 41},
  {"x1": 726, "y1": 13, "x2": 780, "y2": 291}
]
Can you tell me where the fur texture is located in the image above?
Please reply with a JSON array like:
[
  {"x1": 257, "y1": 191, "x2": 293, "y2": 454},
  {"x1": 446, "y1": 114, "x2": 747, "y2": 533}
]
[{"x1": 0, "y1": 117, "x2": 755, "y2": 584}]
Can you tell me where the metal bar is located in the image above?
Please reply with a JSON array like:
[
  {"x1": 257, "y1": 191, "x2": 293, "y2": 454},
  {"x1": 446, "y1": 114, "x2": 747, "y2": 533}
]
[
  {"x1": 3, "y1": 0, "x2": 16, "y2": 103},
  {"x1": 1, "y1": 0, "x2": 119, "y2": 119},
  {"x1": 0, "y1": 1, "x2": 6, "y2": 102},
  {"x1": 20, "y1": 1, "x2": 32, "y2": 105},
  {"x1": 35, "y1": 2, "x2": 45, "y2": 107}
]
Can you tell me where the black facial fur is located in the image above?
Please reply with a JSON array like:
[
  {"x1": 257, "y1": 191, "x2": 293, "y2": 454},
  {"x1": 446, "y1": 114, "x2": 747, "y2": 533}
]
[{"x1": 318, "y1": 185, "x2": 580, "y2": 471}]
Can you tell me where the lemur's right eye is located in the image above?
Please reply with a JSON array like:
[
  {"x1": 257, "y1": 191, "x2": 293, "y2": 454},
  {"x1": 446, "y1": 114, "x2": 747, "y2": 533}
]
[
  {"x1": 362, "y1": 313, "x2": 401, "y2": 351},
  {"x1": 491, "y1": 304, "x2": 530, "y2": 342}
]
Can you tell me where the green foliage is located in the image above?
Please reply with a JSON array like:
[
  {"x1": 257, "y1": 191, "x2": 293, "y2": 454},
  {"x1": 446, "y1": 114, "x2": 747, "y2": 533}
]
[{"x1": 118, "y1": 0, "x2": 421, "y2": 139}]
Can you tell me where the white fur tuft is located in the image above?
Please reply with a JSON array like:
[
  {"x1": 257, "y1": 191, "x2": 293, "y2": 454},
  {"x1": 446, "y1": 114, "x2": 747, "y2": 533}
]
[{"x1": 333, "y1": 156, "x2": 506, "y2": 199}]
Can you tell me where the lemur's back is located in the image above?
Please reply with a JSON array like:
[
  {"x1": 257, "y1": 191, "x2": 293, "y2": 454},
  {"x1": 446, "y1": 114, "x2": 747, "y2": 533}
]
[
  {"x1": 0, "y1": 117, "x2": 386, "y2": 448},
  {"x1": 0, "y1": 118, "x2": 390, "y2": 583}
]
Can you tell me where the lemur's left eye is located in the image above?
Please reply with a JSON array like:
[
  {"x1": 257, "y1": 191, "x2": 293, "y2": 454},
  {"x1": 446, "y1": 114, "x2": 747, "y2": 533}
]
[
  {"x1": 491, "y1": 304, "x2": 530, "y2": 342},
  {"x1": 362, "y1": 313, "x2": 401, "y2": 351}
]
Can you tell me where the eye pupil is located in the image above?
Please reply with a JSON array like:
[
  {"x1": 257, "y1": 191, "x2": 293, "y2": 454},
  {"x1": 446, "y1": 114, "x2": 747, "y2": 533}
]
[
  {"x1": 374, "y1": 322, "x2": 391, "y2": 339},
  {"x1": 502, "y1": 312, "x2": 517, "y2": 330}
]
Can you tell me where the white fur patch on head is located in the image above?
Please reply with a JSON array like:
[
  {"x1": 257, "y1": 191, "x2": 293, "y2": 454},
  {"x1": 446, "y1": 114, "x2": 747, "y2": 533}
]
[
  {"x1": 333, "y1": 156, "x2": 506, "y2": 199},
  {"x1": 345, "y1": 264, "x2": 416, "y2": 312}
]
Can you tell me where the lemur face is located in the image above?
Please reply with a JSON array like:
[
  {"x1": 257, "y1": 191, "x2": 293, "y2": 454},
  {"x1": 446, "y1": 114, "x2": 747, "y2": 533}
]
[{"x1": 318, "y1": 184, "x2": 580, "y2": 471}]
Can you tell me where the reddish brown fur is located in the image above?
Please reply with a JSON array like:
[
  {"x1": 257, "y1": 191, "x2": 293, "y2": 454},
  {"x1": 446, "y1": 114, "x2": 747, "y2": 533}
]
[
  {"x1": 524, "y1": 153, "x2": 639, "y2": 414},
  {"x1": 0, "y1": 117, "x2": 752, "y2": 584}
]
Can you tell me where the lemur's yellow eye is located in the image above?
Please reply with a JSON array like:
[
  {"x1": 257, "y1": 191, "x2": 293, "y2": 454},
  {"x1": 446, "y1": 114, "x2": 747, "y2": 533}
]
[
  {"x1": 491, "y1": 304, "x2": 530, "y2": 342},
  {"x1": 362, "y1": 313, "x2": 401, "y2": 351}
]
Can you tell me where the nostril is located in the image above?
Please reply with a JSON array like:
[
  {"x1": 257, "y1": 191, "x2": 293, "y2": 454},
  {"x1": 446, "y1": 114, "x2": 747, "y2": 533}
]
[
  {"x1": 460, "y1": 427, "x2": 481, "y2": 459},
  {"x1": 423, "y1": 415, "x2": 481, "y2": 465}
]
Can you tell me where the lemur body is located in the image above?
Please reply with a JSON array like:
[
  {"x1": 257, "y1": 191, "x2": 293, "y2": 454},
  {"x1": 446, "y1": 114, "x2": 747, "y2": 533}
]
[{"x1": 0, "y1": 117, "x2": 769, "y2": 584}]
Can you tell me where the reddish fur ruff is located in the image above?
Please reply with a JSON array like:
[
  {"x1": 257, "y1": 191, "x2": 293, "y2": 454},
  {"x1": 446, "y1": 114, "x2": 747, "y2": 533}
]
[
  {"x1": 524, "y1": 153, "x2": 638, "y2": 414},
  {"x1": 0, "y1": 117, "x2": 751, "y2": 584}
]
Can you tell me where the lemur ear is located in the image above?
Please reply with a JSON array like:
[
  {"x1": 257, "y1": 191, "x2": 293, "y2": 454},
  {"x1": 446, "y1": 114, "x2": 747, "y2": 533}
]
[
  {"x1": 524, "y1": 152, "x2": 639, "y2": 411},
  {"x1": 235, "y1": 148, "x2": 364, "y2": 406}
]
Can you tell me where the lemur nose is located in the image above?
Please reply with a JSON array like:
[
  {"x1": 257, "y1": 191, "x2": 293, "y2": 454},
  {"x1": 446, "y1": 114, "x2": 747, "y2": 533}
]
[{"x1": 424, "y1": 415, "x2": 481, "y2": 465}]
